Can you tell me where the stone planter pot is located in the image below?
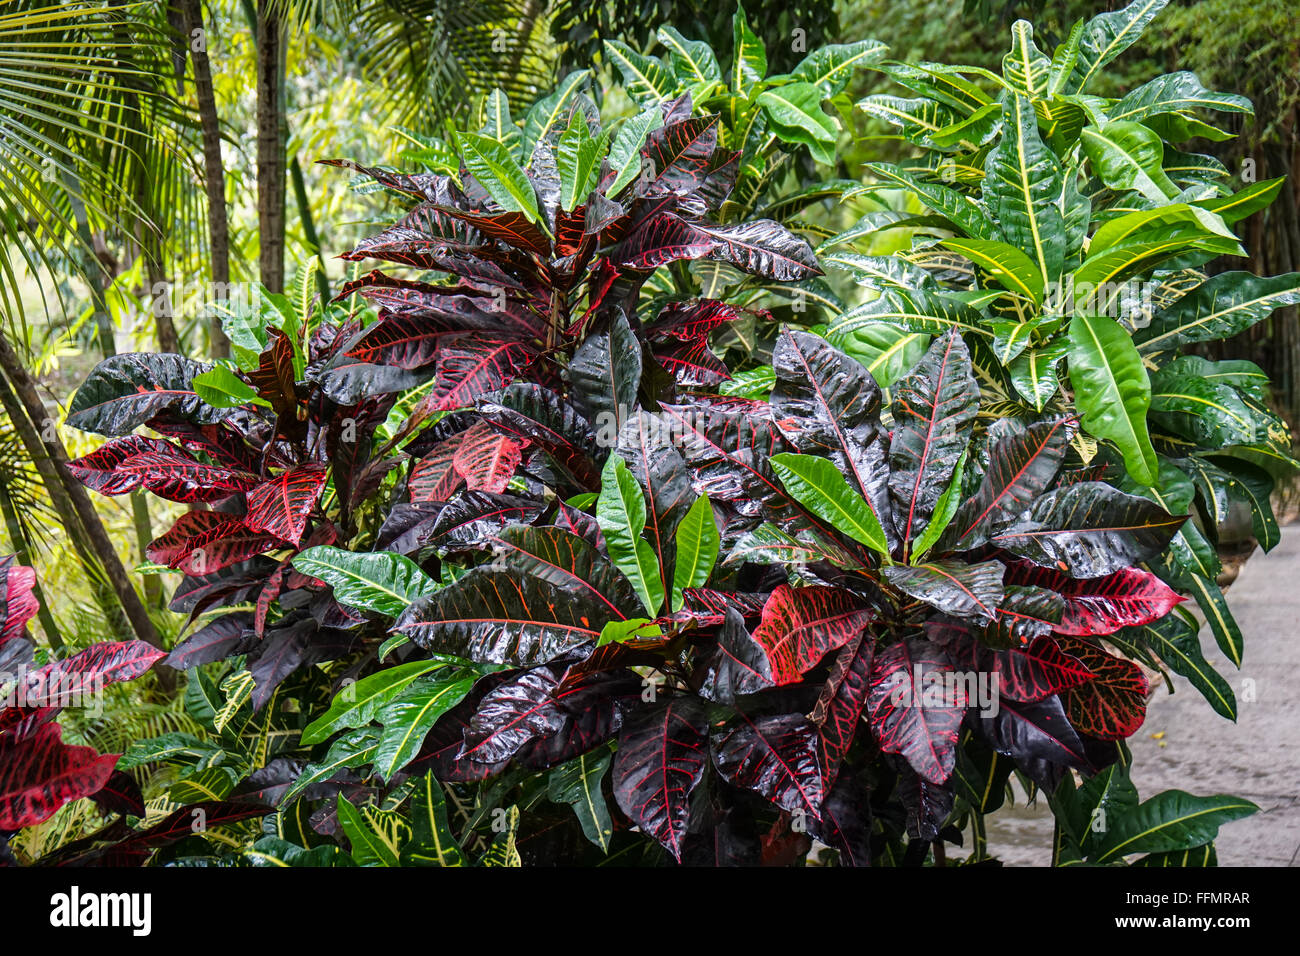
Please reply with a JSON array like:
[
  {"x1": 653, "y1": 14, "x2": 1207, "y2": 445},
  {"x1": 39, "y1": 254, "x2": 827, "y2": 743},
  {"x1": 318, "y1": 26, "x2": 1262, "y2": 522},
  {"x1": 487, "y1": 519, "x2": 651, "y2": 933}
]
[{"x1": 1214, "y1": 499, "x2": 1258, "y2": 589}]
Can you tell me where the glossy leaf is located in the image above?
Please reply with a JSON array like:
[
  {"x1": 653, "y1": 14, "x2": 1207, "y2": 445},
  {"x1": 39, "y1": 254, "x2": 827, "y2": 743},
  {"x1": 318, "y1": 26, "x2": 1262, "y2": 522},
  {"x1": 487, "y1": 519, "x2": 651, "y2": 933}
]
[
  {"x1": 712, "y1": 713, "x2": 826, "y2": 817},
  {"x1": 612, "y1": 697, "x2": 710, "y2": 862},
  {"x1": 596, "y1": 453, "x2": 664, "y2": 616},
  {"x1": 750, "y1": 584, "x2": 872, "y2": 685},
  {"x1": 292, "y1": 546, "x2": 436, "y2": 618},
  {"x1": 867, "y1": 639, "x2": 966, "y2": 785},
  {"x1": 1068, "y1": 313, "x2": 1158, "y2": 486},
  {"x1": 888, "y1": 331, "x2": 978, "y2": 556},
  {"x1": 992, "y1": 481, "x2": 1185, "y2": 578}
]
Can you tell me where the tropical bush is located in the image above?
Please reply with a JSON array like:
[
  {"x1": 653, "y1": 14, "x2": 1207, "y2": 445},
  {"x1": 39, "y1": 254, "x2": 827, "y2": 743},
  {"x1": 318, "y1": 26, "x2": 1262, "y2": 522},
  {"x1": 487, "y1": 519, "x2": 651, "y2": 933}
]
[{"x1": 0, "y1": 0, "x2": 1284, "y2": 867}]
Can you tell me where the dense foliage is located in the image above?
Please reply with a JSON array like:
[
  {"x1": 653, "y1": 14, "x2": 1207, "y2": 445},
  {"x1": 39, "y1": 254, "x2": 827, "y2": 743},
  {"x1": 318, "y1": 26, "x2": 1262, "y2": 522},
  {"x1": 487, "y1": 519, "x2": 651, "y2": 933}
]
[{"x1": 1, "y1": 0, "x2": 1289, "y2": 867}]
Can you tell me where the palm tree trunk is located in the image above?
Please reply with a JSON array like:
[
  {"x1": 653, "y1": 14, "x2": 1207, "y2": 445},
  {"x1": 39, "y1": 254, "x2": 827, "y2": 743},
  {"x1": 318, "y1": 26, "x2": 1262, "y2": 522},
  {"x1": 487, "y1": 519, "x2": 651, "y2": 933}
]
[
  {"x1": 179, "y1": 0, "x2": 231, "y2": 358},
  {"x1": 256, "y1": 0, "x2": 286, "y2": 293},
  {"x1": 0, "y1": 335, "x2": 163, "y2": 652}
]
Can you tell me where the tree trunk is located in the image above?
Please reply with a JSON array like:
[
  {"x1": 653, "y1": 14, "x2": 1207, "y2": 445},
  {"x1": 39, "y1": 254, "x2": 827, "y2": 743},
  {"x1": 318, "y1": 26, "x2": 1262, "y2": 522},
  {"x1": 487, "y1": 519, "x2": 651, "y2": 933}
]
[
  {"x1": 0, "y1": 335, "x2": 164, "y2": 651},
  {"x1": 179, "y1": 0, "x2": 231, "y2": 358},
  {"x1": 256, "y1": 0, "x2": 286, "y2": 293}
]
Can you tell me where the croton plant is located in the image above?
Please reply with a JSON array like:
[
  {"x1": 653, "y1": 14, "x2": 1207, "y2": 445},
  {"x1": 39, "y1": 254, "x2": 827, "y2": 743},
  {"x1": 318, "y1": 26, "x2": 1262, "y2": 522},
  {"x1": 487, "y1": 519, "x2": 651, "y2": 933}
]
[{"x1": 0, "y1": 1, "x2": 1274, "y2": 866}]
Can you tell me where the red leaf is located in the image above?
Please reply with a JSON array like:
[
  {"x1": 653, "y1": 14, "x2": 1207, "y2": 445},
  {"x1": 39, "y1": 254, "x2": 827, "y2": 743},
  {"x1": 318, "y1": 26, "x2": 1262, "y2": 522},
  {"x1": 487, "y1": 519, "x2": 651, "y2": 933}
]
[
  {"x1": 452, "y1": 421, "x2": 524, "y2": 493},
  {"x1": 1006, "y1": 562, "x2": 1185, "y2": 636},
  {"x1": 20, "y1": 640, "x2": 165, "y2": 707},
  {"x1": 148, "y1": 511, "x2": 286, "y2": 573},
  {"x1": 432, "y1": 336, "x2": 535, "y2": 411},
  {"x1": 116, "y1": 450, "x2": 261, "y2": 503},
  {"x1": 867, "y1": 639, "x2": 966, "y2": 785},
  {"x1": 68, "y1": 436, "x2": 260, "y2": 502},
  {"x1": 66, "y1": 436, "x2": 176, "y2": 495},
  {"x1": 1, "y1": 561, "x2": 38, "y2": 647},
  {"x1": 1058, "y1": 567, "x2": 1185, "y2": 635},
  {"x1": 0, "y1": 723, "x2": 117, "y2": 829},
  {"x1": 653, "y1": 337, "x2": 730, "y2": 387},
  {"x1": 647, "y1": 299, "x2": 755, "y2": 342},
  {"x1": 638, "y1": 115, "x2": 719, "y2": 197},
  {"x1": 1057, "y1": 637, "x2": 1149, "y2": 739},
  {"x1": 612, "y1": 212, "x2": 716, "y2": 270},
  {"x1": 409, "y1": 433, "x2": 467, "y2": 503},
  {"x1": 810, "y1": 632, "x2": 874, "y2": 788},
  {"x1": 711, "y1": 713, "x2": 825, "y2": 818},
  {"x1": 612, "y1": 698, "x2": 710, "y2": 862},
  {"x1": 750, "y1": 584, "x2": 872, "y2": 685},
  {"x1": 243, "y1": 465, "x2": 329, "y2": 546}
]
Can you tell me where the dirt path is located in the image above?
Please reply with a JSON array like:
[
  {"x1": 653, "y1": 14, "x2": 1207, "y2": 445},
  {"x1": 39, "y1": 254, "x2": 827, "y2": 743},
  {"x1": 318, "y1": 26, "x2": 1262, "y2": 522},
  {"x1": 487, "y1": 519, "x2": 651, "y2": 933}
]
[{"x1": 984, "y1": 523, "x2": 1300, "y2": 866}]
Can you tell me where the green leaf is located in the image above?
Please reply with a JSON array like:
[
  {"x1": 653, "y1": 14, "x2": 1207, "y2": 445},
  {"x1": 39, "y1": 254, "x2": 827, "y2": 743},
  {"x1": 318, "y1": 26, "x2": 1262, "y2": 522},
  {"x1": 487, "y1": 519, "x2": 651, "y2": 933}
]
[
  {"x1": 246, "y1": 836, "x2": 344, "y2": 868},
  {"x1": 117, "y1": 732, "x2": 215, "y2": 770},
  {"x1": 1135, "y1": 272, "x2": 1300, "y2": 354},
  {"x1": 606, "y1": 106, "x2": 662, "y2": 196},
  {"x1": 1218, "y1": 459, "x2": 1280, "y2": 552},
  {"x1": 770, "y1": 453, "x2": 888, "y2": 555},
  {"x1": 731, "y1": 5, "x2": 767, "y2": 95},
  {"x1": 169, "y1": 766, "x2": 239, "y2": 803},
  {"x1": 670, "y1": 494, "x2": 720, "y2": 611},
  {"x1": 1066, "y1": 0, "x2": 1170, "y2": 94},
  {"x1": 596, "y1": 453, "x2": 665, "y2": 616},
  {"x1": 1187, "y1": 573, "x2": 1243, "y2": 668},
  {"x1": 373, "y1": 673, "x2": 474, "y2": 779},
  {"x1": 477, "y1": 89, "x2": 520, "y2": 153},
  {"x1": 1068, "y1": 313, "x2": 1159, "y2": 485},
  {"x1": 982, "y1": 93, "x2": 1066, "y2": 285},
  {"x1": 292, "y1": 546, "x2": 437, "y2": 618},
  {"x1": 911, "y1": 449, "x2": 967, "y2": 562},
  {"x1": 864, "y1": 163, "x2": 998, "y2": 239},
  {"x1": 1081, "y1": 121, "x2": 1179, "y2": 203},
  {"x1": 942, "y1": 238, "x2": 1044, "y2": 304},
  {"x1": 478, "y1": 806, "x2": 521, "y2": 866},
  {"x1": 834, "y1": 323, "x2": 930, "y2": 389},
  {"x1": 521, "y1": 70, "x2": 590, "y2": 151},
  {"x1": 1149, "y1": 372, "x2": 1257, "y2": 447},
  {"x1": 403, "y1": 771, "x2": 465, "y2": 867},
  {"x1": 301, "y1": 659, "x2": 445, "y2": 746},
  {"x1": 597, "y1": 617, "x2": 661, "y2": 647},
  {"x1": 191, "y1": 366, "x2": 266, "y2": 409},
  {"x1": 282, "y1": 730, "x2": 379, "y2": 805},
  {"x1": 548, "y1": 749, "x2": 615, "y2": 852},
  {"x1": 337, "y1": 795, "x2": 408, "y2": 867},
  {"x1": 454, "y1": 130, "x2": 543, "y2": 225},
  {"x1": 790, "y1": 39, "x2": 887, "y2": 96},
  {"x1": 1111, "y1": 71, "x2": 1252, "y2": 123},
  {"x1": 718, "y1": 365, "x2": 776, "y2": 399},
  {"x1": 1194, "y1": 178, "x2": 1284, "y2": 225},
  {"x1": 1089, "y1": 203, "x2": 1236, "y2": 257},
  {"x1": 759, "y1": 82, "x2": 838, "y2": 166},
  {"x1": 555, "y1": 110, "x2": 606, "y2": 211},
  {"x1": 857, "y1": 94, "x2": 957, "y2": 147},
  {"x1": 1123, "y1": 614, "x2": 1235, "y2": 721},
  {"x1": 657, "y1": 25, "x2": 720, "y2": 86},
  {"x1": 604, "y1": 40, "x2": 675, "y2": 104},
  {"x1": 1096, "y1": 790, "x2": 1257, "y2": 863},
  {"x1": 928, "y1": 101, "x2": 1001, "y2": 150},
  {"x1": 1003, "y1": 19, "x2": 1051, "y2": 96}
]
